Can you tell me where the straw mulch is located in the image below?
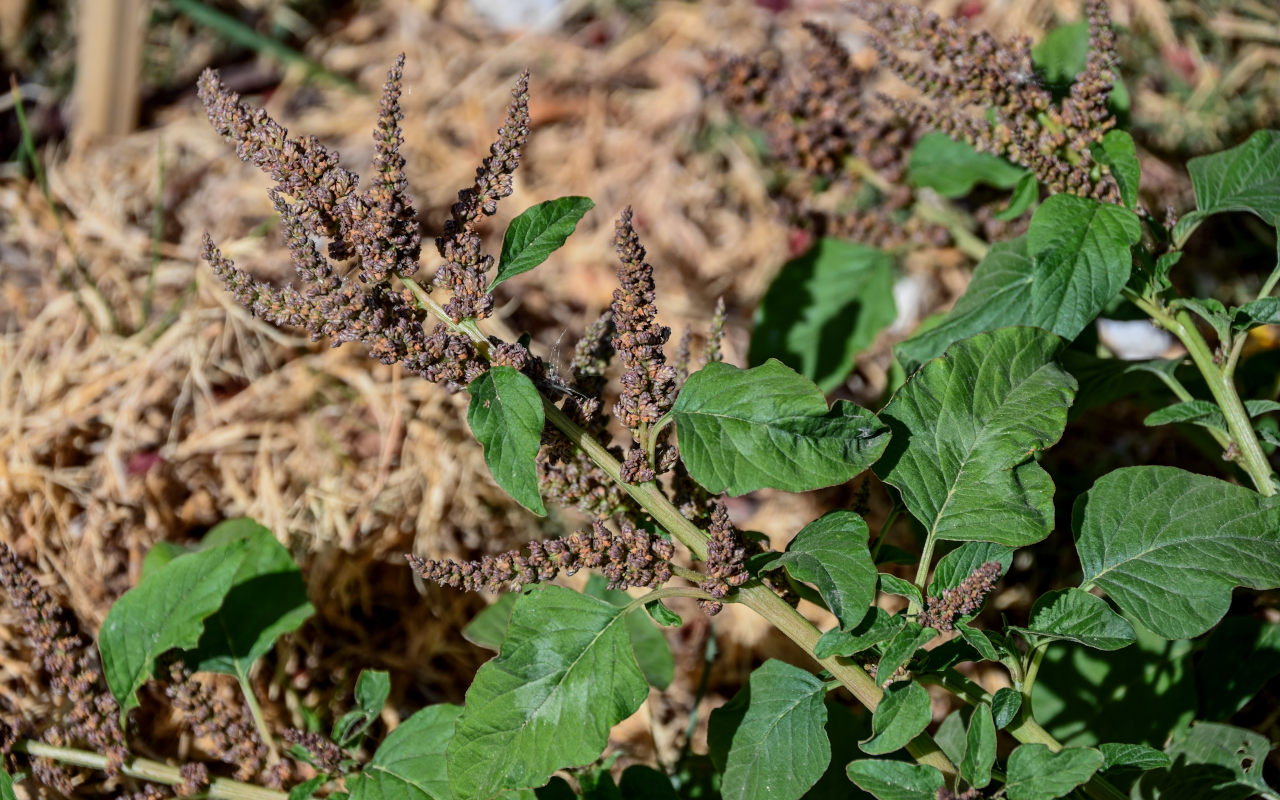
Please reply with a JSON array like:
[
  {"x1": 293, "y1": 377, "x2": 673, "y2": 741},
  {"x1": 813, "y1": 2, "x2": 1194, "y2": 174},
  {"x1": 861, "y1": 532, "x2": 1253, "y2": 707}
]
[{"x1": 2, "y1": 0, "x2": 1278, "y2": 777}]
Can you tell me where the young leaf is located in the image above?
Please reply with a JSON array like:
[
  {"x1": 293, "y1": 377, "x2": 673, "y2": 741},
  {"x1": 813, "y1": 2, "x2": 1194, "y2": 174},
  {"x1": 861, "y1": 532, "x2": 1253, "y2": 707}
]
[
  {"x1": 762, "y1": 510, "x2": 877, "y2": 630},
  {"x1": 1017, "y1": 588, "x2": 1136, "y2": 650},
  {"x1": 333, "y1": 669, "x2": 391, "y2": 748},
  {"x1": 928, "y1": 541, "x2": 1014, "y2": 595},
  {"x1": 907, "y1": 132, "x2": 1028, "y2": 197},
  {"x1": 1098, "y1": 743, "x2": 1170, "y2": 771},
  {"x1": 1004, "y1": 744, "x2": 1104, "y2": 800},
  {"x1": 584, "y1": 574, "x2": 675, "y2": 690},
  {"x1": 845, "y1": 760, "x2": 944, "y2": 800},
  {"x1": 813, "y1": 607, "x2": 900, "y2": 658},
  {"x1": 955, "y1": 623, "x2": 999, "y2": 662},
  {"x1": 446, "y1": 586, "x2": 649, "y2": 797},
  {"x1": 877, "y1": 327, "x2": 1076, "y2": 548},
  {"x1": 1090, "y1": 130, "x2": 1141, "y2": 209},
  {"x1": 1172, "y1": 129, "x2": 1280, "y2": 246},
  {"x1": 875, "y1": 622, "x2": 935, "y2": 691},
  {"x1": 288, "y1": 776, "x2": 327, "y2": 800},
  {"x1": 467, "y1": 366, "x2": 547, "y2": 516},
  {"x1": 996, "y1": 172, "x2": 1040, "y2": 221},
  {"x1": 749, "y1": 238, "x2": 896, "y2": 392},
  {"x1": 348, "y1": 704, "x2": 461, "y2": 800},
  {"x1": 991, "y1": 686, "x2": 1022, "y2": 730},
  {"x1": 186, "y1": 519, "x2": 315, "y2": 677},
  {"x1": 710, "y1": 660, "x2": 830, "y2": 800},
  {"x1": 99, "y1": 539, "x2": 249, "y2": 715},
  {"x1": 0, "y1": 766, "x2": 15, "y2": 800},
  {"x1": 1074, "y1": 466, "x2": 1280, "y2": 638},
  {"x1": 860, "y1": 680, "x2": 931, "y2": 755},
  {"x1": 960, "y1": 703, "x2": 996, "y2": 789},
  {"x1": 644, "y1": 599, "x2": 682, "y2": 628},
  {"x1": 1232, "y1": 296, "x2": 1280, "y2": 332},
  {"x1": 671, "y1": 360, "x2": 890, "y2": 495},
  {"x1": 462, "y1": 592, "x2": 520, "y2": 651},
  {"x1": 489, "y1": 196, "x2": 594, "y2": 291},
  {"x1": 877, "y1": 574, "x2": 922, "y2": 607},
  {"x1": 1136, "y1": 722, "x2": 1275, "y2": 800}
]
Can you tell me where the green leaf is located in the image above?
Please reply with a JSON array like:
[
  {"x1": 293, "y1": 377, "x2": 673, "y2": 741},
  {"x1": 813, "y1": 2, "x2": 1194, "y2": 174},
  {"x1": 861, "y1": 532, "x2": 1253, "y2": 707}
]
[
  {"x1": 845, "y1": 761, "x2": 944, "y2": 800},
  {"x1": 618, "y1": 766, "x2": 677, "y2": 800},
  {"x1": 289, "y1": 776, "x2": 327, "y2": 800},
  {"x1": 467, "y1": 366, "x2": 547, "y2": 516},
  {"x1": 1143, "y1": 399, "x2": 1226, "y2": 429},
  {"x1": 876, "y1": 573, "x2": 922, "y2": 607},
  {"x1": 187, "y1": 519, "x2": 314, "y2": 677},
  {"x1": 1005, "y1": 744, "x2": 1104, "y2": 800},
  {"x1": 1098, "y1": 742, "x2": 1170, "y2": 771},
  {"x1": 907, "y1": 132, "x2": 1028, "y2": 197},
  {"x1": 1173, "y1": 129, "x2": 1280, "y2": 245},
  {"x1": 672, "y1": 360, "x2": 891, "y2": 495},
  {"x1": 991, "y1": 687, "x2": 1022, "y2": 730},
  {"x1": 1074, "y1": 466, "x2": 1280, "y2": 638},
  {"x1": 955, "y1": 623, "x2": 999, "y2": 662},
  {"x1": 960, "y1": 703, "x2": 996, "y2": 789},
  {"x1": 1233, "y1": 297, "x2": 1280, "y2": 332},
  {"x1": 1197, "y1": 616, "x2": 1280, "y2": 720},
  {"x1": 1017, "y1": 588, "x2": 1136, "y2": 650},
  {"x1": 813, "y1": 607, "x2": 900, "y2": 658},
  {"x1": 584, "y1": 575, "x2": 675, "y2": 690},
  {"x1": 334, "y1": 670, "x2": 391, "y2": 748},
  {"x1": 1032, "y1": 21, "x2": 1129, "y2": 112},
  {"x1": 860, "y1": 680, "x2": 931, "y2": 755},
  {"x1": 140, "y1": 540, "x2": 188, "y2": 580},
  {"x1": 749, "y1": 238, "x2": 896, "y2": 392},
  {"x1": 462, "y1": 592, "x2": 520, "y2": 651},
  {"x1": 99, "y1": 539, "x2": 248, "y2": 715},
  {"x1": 644, "y1": 600, "x2": 682, "y2": 628},
  {"x1": 1136, "y1": 722, "x2": 1276, "y2": 800},
  {"x1": 490, "y1": 197, "x2": 594, "y2": 291},
  {"x1": 349, "y1": 704, "x2": 461, "y2": 800},
  {"x1": 929, "y1": 542, "x2": 1014, "y2": 595},
  {"x1": 1091, "y1": 130, "x2": 1141, "y2": 209},
  {"x1": 898, "y1": 197, "x2": 1140, "y2": 372},
  {"x1": 878, "y1": 327, "x2": 1076, "y2": 548},
  {"x1": 446, "y1": 586, "x2": 649, "y2": 797},
  {"x1": 0, "y1": 766, "x2": 15, "y2": 800},
  {"x1": 996, "y1": 172, "x2": 1040, "y2": 221},
  {"x1": 710, "y1": 660, "x2": 830, "y2": 800},
  {"x1": 763, "y1": 511, "x2": 877, "y2": 630},
  {"x1": 876, "y1": 623, "x2": 935, "y2": 688},
  {"x1": 934, "y1": 709, "x2": 967, "y2": 766}
]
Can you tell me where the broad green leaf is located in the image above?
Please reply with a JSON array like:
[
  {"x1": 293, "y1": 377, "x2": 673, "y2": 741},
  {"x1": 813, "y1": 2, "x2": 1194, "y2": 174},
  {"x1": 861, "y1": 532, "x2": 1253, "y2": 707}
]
[
  {"x1": 644, "y1": 600, "x2": 682, "y2": 628},
  {"x1": 1197, "y1": 616, "x2": 1280, "y2": 720},
  {"x1": 1173, "y1": 130, "x2": 1280, "y2": 245},
  {"x1": 99, "y1": 539, "x2": 248, "y2": 715},
  {"x1": 140, "y1": 540, "x2": 188, "y2": 580},
  {"x1": 803, "y1": 702, "x2": 872, "y2": 800},
  {"x1": 860, "y1": 680, "x2": 931, "y2": 755},
  {"x1": 845, "y1": 761, "x2": 944, "y2": 800},
  {"x1": 1075, "y1": 466, "x2": 1280, "y2": 638},
  {"x1": 749, "y1": 238, "x2": 896, "y2": 392},
  {"x1": 334, "y1": 670, "x2": 392, "y2": 748},
  {"x1": 0, "y1": 766, "x2": 14, "y2": 800},
  {"x1": 618, "y1": 766, "x2": 677, "y2": 800},
  {"x1": 933, "y1": 709, "x2": 967, "y2": 766},
  {"x1": 349, "y1": 704, "x2": 460, "y2": 800},
  {"x1": 1098, "y1": 742, "x2": 1170, "y2": 771},
  {"x1": 467, "y1": 366, "x2": 547, "y2": 516},
  {"x1": 877, "y1": 574, "x2": 922, "y2": 607},
  {"x1": 763, "y1": 511, "x2": 877, "y2": 630},
  {"x1": 672, "y1": 360, "x2": 890, "y2": 495},
  {"x1": 490, "y1": 197, "x2": 594, "y2": 290},
  {"x1": 447, "y1": 586, "x2": 648, "y2": 797},
  {"x1": 928, "y1": 541, "x2": 1014, "y2": 595},
  {"x1": 1017, "y1": 588, "x2": 1136, "y2": 650},
  {"x1": 876, "y1": 622, "x2": 934, "y2": 688},
  {"x1": 462, "y1": 592, "x2": 520, "y2": 651},
  {"x1": 1005, "y1": 744, "x2": 1104, "y2": 800},
  {"x1": 907, "y1": 132, "x2": 1028, "y2": 197},
  {"x1": 991, "y1": 687, "x2": 1022, "y2": 730},
  {"x1": 961, "y1": 703, "x2": 996, "y2": 789},
  {"x1": 584, "y1": 575, "x2": 674, "y2": 690},
  {"x1": 955, "y1": 623, "x2": 999, "y2": 662},
  {"x1": 1233, "y1": 296, "x2": 1280, "y2": 332},
  {"x1": 187, "y1": 519, "x2": 314, "y2": 677},
  {"x1": 710, "y1": 660, "x2": 829, "y2": 800},
  {"x1": 813, "y1": 607, "x2": 899, "y2": 658},
  {"x1": 1091, "y1": 130, "x2": 1140, "y2": 209},
  {"x1": 896, "y1": 196, "x2": 1140, "y2": 373},
  {"x1": 289, "y1": 776, "x2": 327, "y2": 800},
  {"x1": 1136, "y1": 722, "x2": 1276, "y2": 800},
  {"x1": 877, "y1": 327, "x2": 1076, "y2": 548}
]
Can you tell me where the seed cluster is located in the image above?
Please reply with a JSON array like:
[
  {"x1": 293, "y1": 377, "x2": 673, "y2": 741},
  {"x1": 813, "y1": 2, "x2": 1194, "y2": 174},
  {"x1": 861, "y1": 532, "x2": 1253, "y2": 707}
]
[
  {"x1": 697, "y1": 500, "x2": 750, "y2": 616},
  {"x1": 918, "y1": 561, "x2": 1003, "y2": 631},
  {"x1": 408, "y1": 520, "x2": 675, "y2": 594},
  {"x1": 164, "y1": 662, "x2": 270, "y2": 782},
  {"x1": 282, "y1": 728, "x2": 344, "y2": 773},
  {"x1": 0, "y1": 544, "x2": 127, "y2": 774}
]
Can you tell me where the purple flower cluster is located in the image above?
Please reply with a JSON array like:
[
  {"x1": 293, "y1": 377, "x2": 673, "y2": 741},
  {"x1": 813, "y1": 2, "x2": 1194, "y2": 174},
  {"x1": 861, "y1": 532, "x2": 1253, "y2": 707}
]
[{"x1": 919, "y1": 561, "x2": 1003, "y2": 632}]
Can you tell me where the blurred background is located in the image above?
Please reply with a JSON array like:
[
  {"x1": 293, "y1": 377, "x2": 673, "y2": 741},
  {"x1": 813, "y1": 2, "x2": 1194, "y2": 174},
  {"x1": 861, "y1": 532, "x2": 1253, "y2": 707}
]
[{"x1": 2, "y1": 0, "x2": 1279, "y2": 787}]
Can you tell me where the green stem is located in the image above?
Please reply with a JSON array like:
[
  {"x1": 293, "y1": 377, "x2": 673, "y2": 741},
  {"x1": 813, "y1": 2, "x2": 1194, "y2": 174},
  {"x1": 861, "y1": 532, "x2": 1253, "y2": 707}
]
[
  {"x1": 237, "y1": 673, "x2": 280, "y2": 765},
  {"x1": 908, "y1": 535, "x2": 938, "y2": 616},
  {"x1": 624, "y1": 586, "x2": 715, "y2": 615},
  {"x1": 12, "y1": 740, "x2": 287, "y2": 800},
  {"x1": 911, "y1": 195, "x2": 990, "y2": 261},
  {"x1": 869, "y1": 503, "x2": 901, "y2": 562},
  {"x1": 1021, "y1": 643, "x2": 1048, "y2": 697}
]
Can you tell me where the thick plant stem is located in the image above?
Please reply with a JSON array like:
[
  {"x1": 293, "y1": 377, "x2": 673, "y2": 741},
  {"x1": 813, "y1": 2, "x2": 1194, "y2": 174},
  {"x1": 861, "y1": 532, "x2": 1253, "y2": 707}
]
[
  {"x1": 1127, "y1": 288, "x2": 1276, "y2": 495},
  {"x1": 12, "y1": 739, "x2": 287, "y2": 800}
]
